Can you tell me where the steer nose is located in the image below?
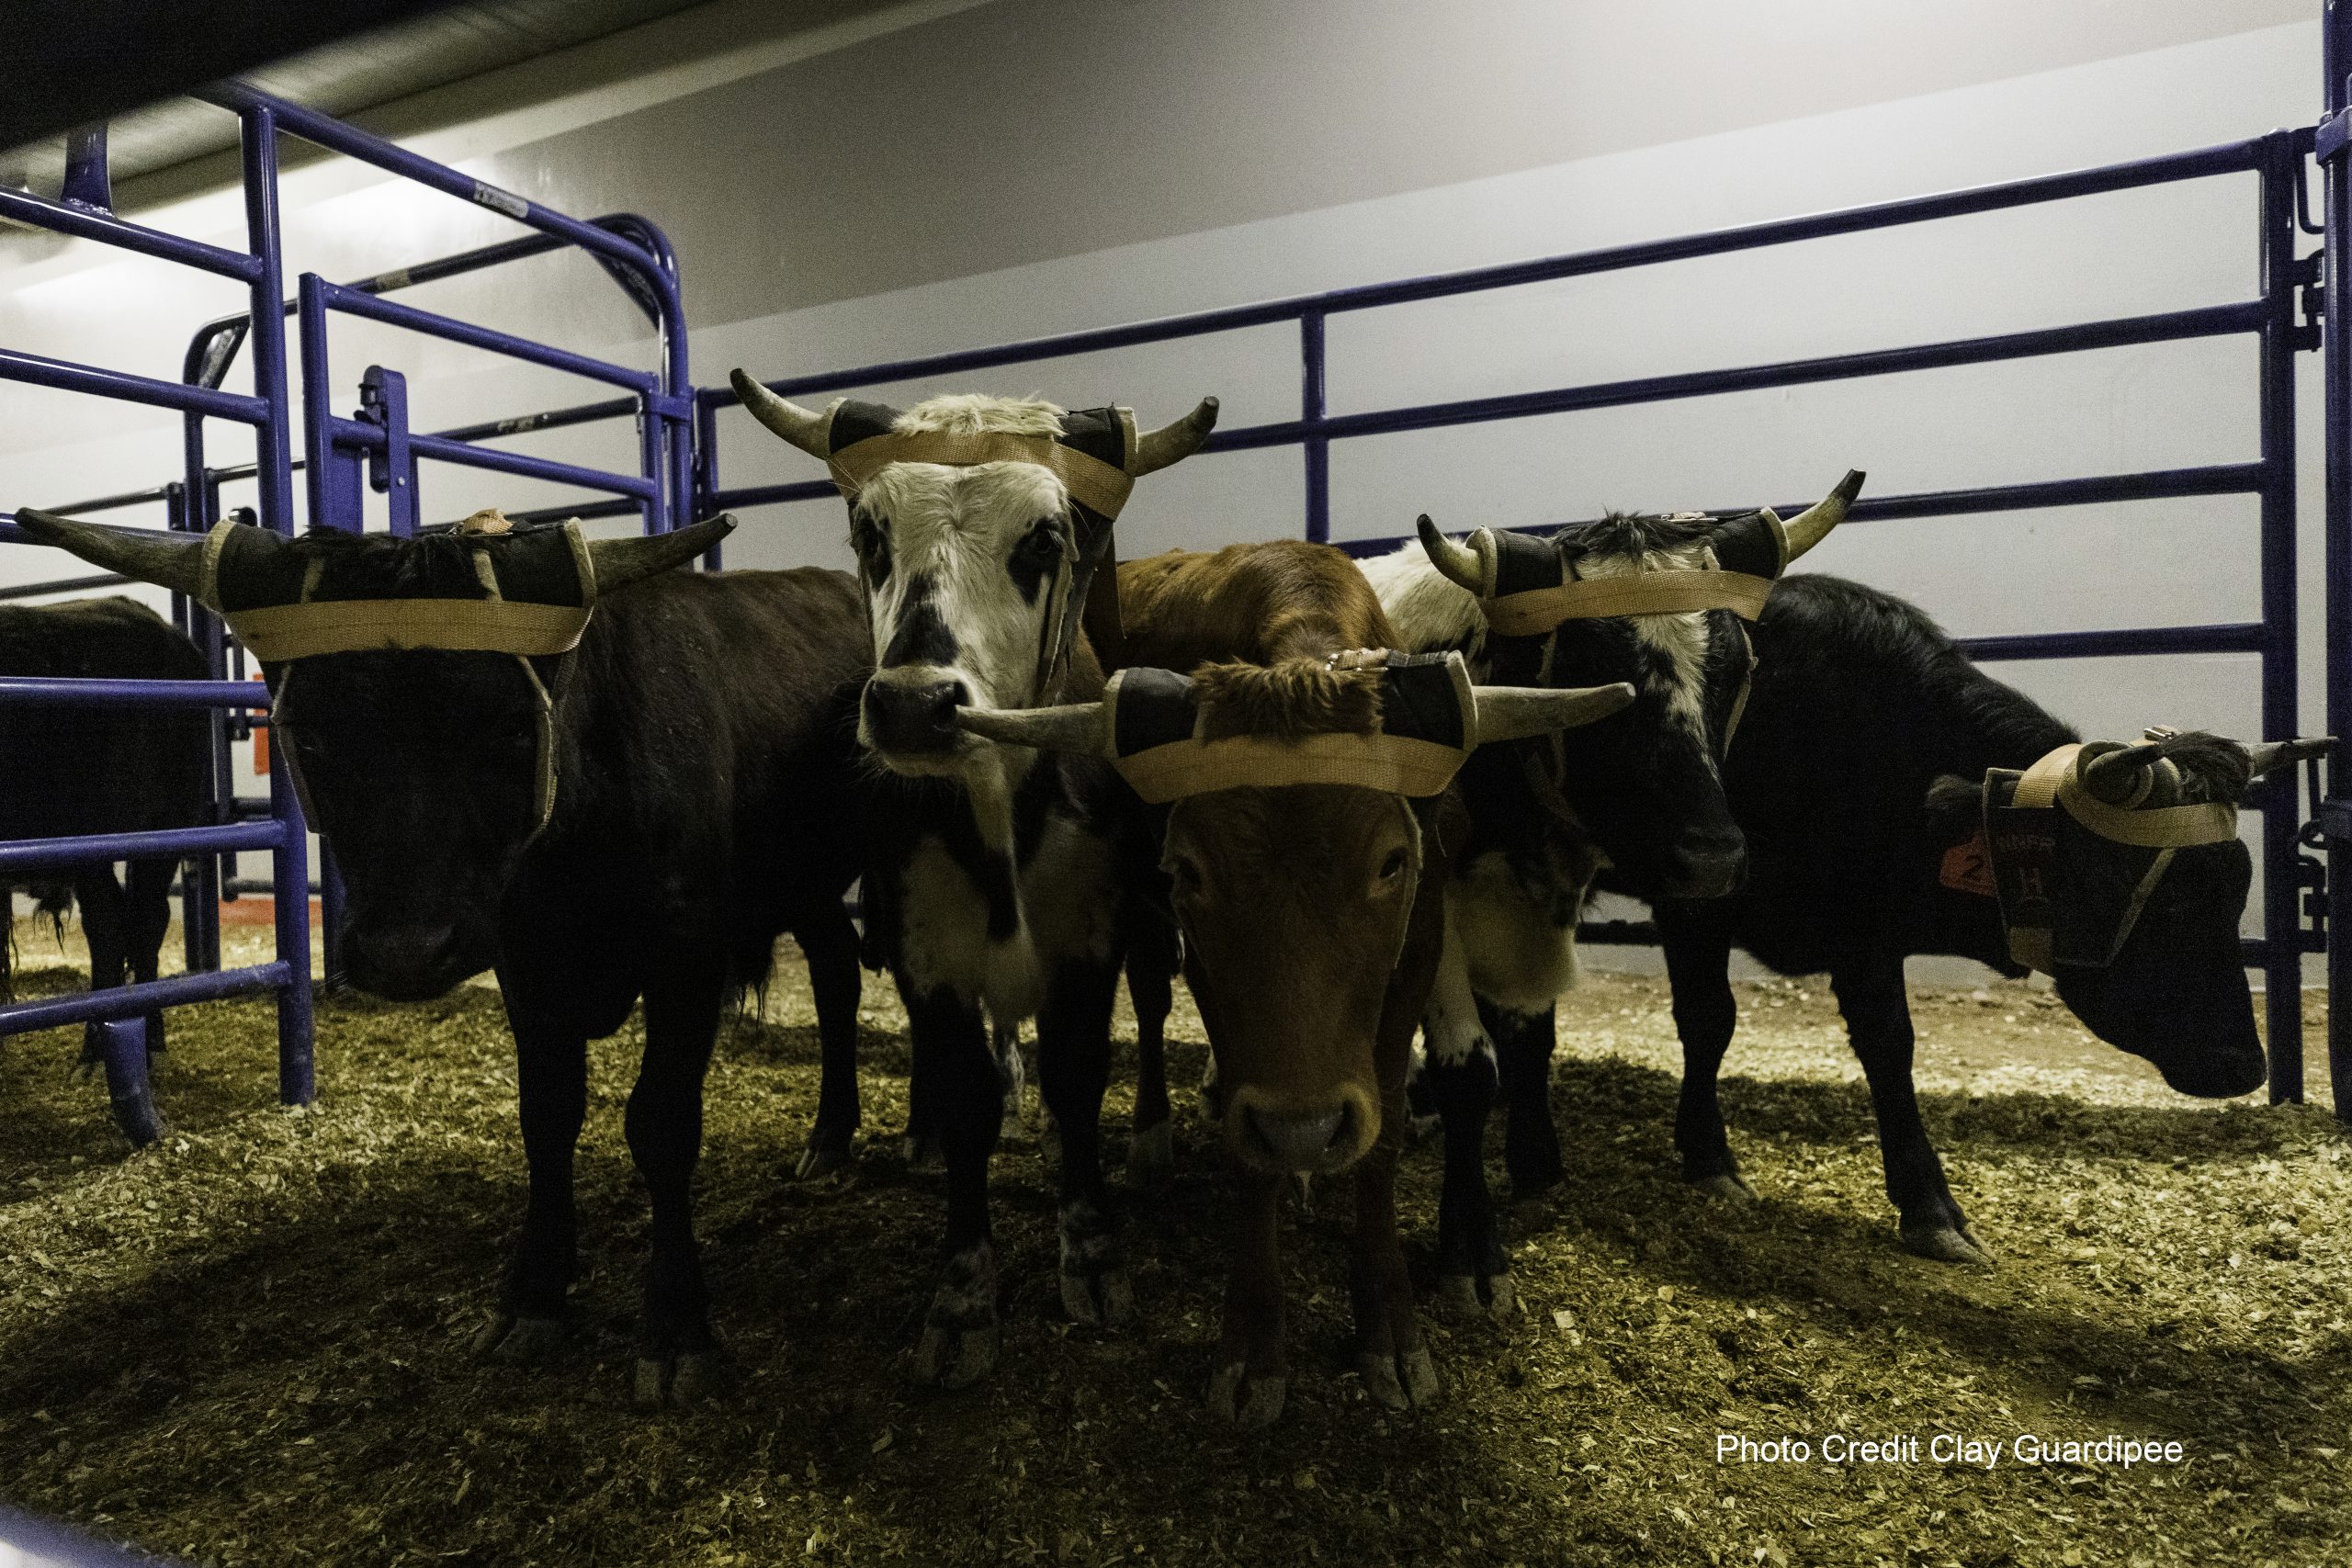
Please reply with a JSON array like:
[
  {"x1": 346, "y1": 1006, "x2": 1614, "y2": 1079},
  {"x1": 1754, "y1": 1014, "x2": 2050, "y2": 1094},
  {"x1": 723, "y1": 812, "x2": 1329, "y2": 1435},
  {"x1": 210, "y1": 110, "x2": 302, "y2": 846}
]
[
  {"x1": 1242, "y1": 1100, "x2": 1356, "y2": 1173},
  {"x1": 864, "y1": 677, "x2": 969, "y2": 754},
  {"x1": 1657, "y1": 826, "x2": 1747, "y2": 901},
  {"x1": 346, "y1": 919, "x2": 474, "y2": 1002}
]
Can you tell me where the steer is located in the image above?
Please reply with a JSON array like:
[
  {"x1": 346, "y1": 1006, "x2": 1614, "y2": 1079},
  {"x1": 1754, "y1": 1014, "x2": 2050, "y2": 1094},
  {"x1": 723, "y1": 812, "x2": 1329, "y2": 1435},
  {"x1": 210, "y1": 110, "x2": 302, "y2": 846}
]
[
  {"x1": 962, "y1": 538, "x2": 1632, "y2": 1421},
  {"x1": 13, "y1": 504, "x2": 871, "y2": 1405},
  {"x1": 1363, "y1": 473, "x2": 1860, "y2": 1313},
  {"x1": 729, "y1": 374, "x2": 1213, "y2": 1389},
  {"x1": 2, "y1": 595, "x2": 209, "y2": 1069},
  {"x1": 1634, "y1": 573, "x2": 2317, "y2": 1259}
]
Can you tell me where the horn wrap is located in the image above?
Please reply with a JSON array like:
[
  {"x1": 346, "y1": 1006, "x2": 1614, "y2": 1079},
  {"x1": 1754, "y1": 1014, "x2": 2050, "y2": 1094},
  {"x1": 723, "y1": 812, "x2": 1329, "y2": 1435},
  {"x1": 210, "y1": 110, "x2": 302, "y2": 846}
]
[
  {"x1": 729, "y1": 369, "x2": 836, "y2": 458},
  {"x1": 584, "y1": 514, "x2": 736, "y2": 593},
  {"x1": 10, "y1": 506, "x2": 213, "y2": 604},
  {"x1": 1131, "y1": 397, "x2": 1219, "y2": 476},
  {"x1": 1467, "y1": 682, "x2": 1635, "y2": 745},
  {"x1": 953, "y1": 702, "x2": 1109, "y2": 756},
  {"x1": 2079, "y1": 740, "x2": 2168, "y2": 806},
  {"x1": 1764, "y1": 468, "x2": 1866, "y2": 565}
]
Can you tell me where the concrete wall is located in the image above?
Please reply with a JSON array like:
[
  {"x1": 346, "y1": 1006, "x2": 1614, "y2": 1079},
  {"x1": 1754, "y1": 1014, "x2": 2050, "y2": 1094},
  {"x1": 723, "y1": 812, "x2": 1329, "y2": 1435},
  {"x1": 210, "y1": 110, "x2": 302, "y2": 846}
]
[{"x1": 0, "y1": 0, "x2": 2324, "y2": 977}]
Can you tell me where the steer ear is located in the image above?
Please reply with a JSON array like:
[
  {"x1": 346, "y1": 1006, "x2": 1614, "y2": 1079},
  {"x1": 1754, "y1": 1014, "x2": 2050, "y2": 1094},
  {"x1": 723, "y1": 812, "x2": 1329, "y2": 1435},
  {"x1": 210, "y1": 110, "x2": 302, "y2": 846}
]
[
  {"x1": 2243, "y1": 736, "x2": 2333, "y2": 778},
  {"x1": 730, "y1": 369, "x2": 837, "y2": 459},
  {"x1": 584, "y1": 514, "x2": 735, "y2": 592},
  {"x1": 953, "y1": 700, "x2": 1112, "y2": 755},
  {"x1": 10, "y1": 506, "x2": 218, "y2": 604},
  {"x1": 1416, "y1": 515, "x2": 1497, "y2": 597},
  {"x1": 1468, "y1": 682, "x2": 1634, "y2": 744}
]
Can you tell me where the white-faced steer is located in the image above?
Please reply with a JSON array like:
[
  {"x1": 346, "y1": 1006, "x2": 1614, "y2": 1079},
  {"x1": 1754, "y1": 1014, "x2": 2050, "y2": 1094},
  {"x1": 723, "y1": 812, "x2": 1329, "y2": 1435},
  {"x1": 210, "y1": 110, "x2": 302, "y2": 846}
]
[
  {"x1": 1362, "y1": 473, "x2": 1860, "y2": 1314},
  {"x1": 729, "y1": 371, "x2": 1214, "y2": 1387}
]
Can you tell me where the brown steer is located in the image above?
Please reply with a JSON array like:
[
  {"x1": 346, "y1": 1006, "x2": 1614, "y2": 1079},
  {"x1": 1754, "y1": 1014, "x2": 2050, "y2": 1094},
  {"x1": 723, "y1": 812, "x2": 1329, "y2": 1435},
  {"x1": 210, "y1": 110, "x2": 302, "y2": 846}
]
[{"x1": 961, "y1": 539, "x2": 1629, "y2": 1422}]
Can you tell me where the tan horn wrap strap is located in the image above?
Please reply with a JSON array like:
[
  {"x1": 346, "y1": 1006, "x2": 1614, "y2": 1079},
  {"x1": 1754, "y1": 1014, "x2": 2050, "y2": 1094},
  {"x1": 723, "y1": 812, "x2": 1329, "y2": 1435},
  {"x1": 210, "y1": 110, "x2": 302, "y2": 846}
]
[
  {"x1": 1114, "y1": 731, "x2": 1468, "y2": 805},
  {"x1": 224, "y1": 598, "x2": 593, "y2": 662},
  {"x1": 1484, "y1": 569, "x2": 1774, "y2": 637},
  {"x1": 2016, "y1": 742, "x2": 2239, "y2": 848},
  {"x1": 828, "y1": 430, "x2": 1137, "y2": 519}
]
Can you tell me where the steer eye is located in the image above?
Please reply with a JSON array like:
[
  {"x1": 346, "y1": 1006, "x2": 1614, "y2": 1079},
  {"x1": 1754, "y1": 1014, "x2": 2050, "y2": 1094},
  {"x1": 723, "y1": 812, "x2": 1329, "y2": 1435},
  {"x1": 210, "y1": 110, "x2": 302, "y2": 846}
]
[
  {"x1": 1377, "y1": 848, "x2": 1409, "y2": 883},
  {"x1": 1016, "y1": 523, "x2": 1065, "y2": 565}
]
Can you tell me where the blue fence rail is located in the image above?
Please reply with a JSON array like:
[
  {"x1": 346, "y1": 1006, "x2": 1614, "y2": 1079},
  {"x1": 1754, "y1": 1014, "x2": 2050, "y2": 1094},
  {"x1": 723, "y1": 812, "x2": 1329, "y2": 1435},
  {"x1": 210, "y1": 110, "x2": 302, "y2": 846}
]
[
  {"x1": 707, "y1": 128, "x2": 2333, "y2": 1112},
  {"x1": 0, "y1": 90, "x2": 309, "y2": 1132}
]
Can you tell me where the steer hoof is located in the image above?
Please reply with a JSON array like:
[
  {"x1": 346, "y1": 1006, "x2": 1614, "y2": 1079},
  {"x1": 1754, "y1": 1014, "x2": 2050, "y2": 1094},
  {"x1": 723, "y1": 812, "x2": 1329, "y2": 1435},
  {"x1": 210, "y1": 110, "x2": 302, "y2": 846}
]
[
  {"x1": 796, "y1": 1126, "x2": 854, "y2": 1181},
  {"x1": 1057, "y1": 1199, "x2": 1132, "y2": 1327},
  {"x1": 1206, "y1": 1362, "x2": 1286, "y2": 1427},
  {"x1": 1124, "y1": 1120, "x2": 1175, "y2": 1188},
  {"x1": 471, "y1": 1312, "x2": 566, "y2": 1365},
  {"x1": 913, "y1": 1321, "x2": 1001, "y2": 1389},
  {"x1": 914, "y1": 1244, "x2": 1001, "y2": 1389},
  {"x1": 1356, "y1": 1347, "x2": 1441, "y2": 1411},
  {"x1": 901, "y1": 1133, "x2": 943, "y2": 1172},
  {"x1": 634, "y1": 1348, "x2": 731, "y2": 1410},
  {"x1": 1901, "y1": 1222, "x2": 1996, "y2": 1266},
  {"x1": 1432, "y1": 1271, "x2": 1518, "y2": 1321},
  {"x1": 1690, "y1": 1171, "x2": 1757, "y2": 1202}
]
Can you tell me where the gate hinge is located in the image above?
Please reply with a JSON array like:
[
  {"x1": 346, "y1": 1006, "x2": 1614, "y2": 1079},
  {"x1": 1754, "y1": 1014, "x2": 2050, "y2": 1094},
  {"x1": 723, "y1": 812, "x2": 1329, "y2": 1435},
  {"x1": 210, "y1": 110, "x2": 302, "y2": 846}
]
[{"x1": 2320, "y1": 108, "x2": 2352, "y2": 164}]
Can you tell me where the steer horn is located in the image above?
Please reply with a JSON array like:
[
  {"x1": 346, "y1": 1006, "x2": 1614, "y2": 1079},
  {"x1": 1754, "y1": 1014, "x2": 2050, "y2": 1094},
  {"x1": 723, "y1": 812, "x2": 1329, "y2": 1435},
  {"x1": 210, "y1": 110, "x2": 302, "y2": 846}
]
[
  {"x1": 1416, "y1": 514, "x2": 1496, "y2": 597},
  {"x1": 2243, "y1": 736, "x2": 2334, "y2": 777},
  {"x1": 1131, "y1": 397, "x2": 1220, "y2": 476},
  {"x1": 1761, "y1": 468, "x2": 1866, "y2": 566},
  {"x1": 953, "y1": 702, "x2": 1109, "y2": 755},
  {"x1": 586, "y1": 514, "x2": 736, "y2": 592},
  {"x1": 1470, "y1": 682, "x2": 1635, "y2": 744},
  {"x1": 10, "y1": 506, "x2": 215, "y2": 604},
  {"x1": 2080, "y1": 740, "x2": 2171, "y2": 805},
  {"x1": 729, "y1": 368, "x2": 835, "y2": 459}
]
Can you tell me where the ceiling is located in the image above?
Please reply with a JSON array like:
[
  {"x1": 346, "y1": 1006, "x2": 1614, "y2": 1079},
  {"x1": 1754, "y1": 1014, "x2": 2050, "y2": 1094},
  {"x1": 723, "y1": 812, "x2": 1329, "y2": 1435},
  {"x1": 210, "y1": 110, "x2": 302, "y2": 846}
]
[{"x1": 2, "y1": 0, "x2": 718, "y2": 197}]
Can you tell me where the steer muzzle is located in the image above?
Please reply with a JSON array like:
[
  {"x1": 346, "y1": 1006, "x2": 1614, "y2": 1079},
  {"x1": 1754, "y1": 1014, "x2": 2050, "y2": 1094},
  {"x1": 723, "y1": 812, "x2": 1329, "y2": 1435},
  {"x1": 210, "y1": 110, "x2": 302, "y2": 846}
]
[
  {"x1": 1225, "y1": 1082, "x2": 1379, "y2": 1176},
  {"x1": 1647, "y1": 822, "x2": 1748, "y2": 901},
  {"x1": 862, "y1": 672, "x2": 974, "y2": 761},
  {"x1": 342, "y1": 914, "x2": 492, "y2": 1002}
]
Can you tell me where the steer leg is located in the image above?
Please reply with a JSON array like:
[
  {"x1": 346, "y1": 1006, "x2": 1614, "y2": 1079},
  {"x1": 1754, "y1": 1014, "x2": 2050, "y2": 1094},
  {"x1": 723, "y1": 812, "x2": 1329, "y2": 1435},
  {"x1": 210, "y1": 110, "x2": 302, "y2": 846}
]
[
  {"x1": 1658, "y1": 911, "x2": 1749, "y2": 1199},
  {"x1": 1208, "y1": 1163, "x2": 1287, "y2": 1426},
  {"x1": 625, "y1": 964, "x2": 730, "y2": 1406},
  {"x1": 1423, "y1": 908, "x2": 1511, "y2": 1318},
  {"x1": 1830, "y1": 961, "x2": 1990, "y2": 1264},
  {"x1": 1124, "y1": 918, "x2": 1178, "y2": 1187},
  {"x1": 473, "y1": 1014, "x2": 590, "y2": 1368},
  {"x1": 1491, "y1": 998, "x2": 1563, "y2": 1200},
  {"x1": 124, "y1": 857, "x2": 176, "y2": 1067},
  {"x1": 793, "y1": 904, "x2": 865, "y2": 1179},
  {"x1": 71, "y1": 866, "x2": 128, "y2": 1077},
  {"x1": 1038, "y1": 955, "x2": 1132, "y2": 1327},
  {"x1": 904, "y1": 981, "x2": 1007, "y2": 1388},
  {"x1": 1354, "y1": 897, "x2": 1442, "y2": 1409}
]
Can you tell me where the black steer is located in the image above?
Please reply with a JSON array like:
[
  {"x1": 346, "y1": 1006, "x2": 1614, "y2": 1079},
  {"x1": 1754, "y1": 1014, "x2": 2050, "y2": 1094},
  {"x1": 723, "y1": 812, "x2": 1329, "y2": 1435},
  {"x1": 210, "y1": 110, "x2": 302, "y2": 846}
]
[
  {"x1": 1, "y1": 596, "x2": 208, "y2": 1068},
  {"x1": 13, "y1": 507, "x2": 871, "y2": 1404},
  {"x1": 1624, "y1": 573, "x2": 2305, "y2": 1260}
]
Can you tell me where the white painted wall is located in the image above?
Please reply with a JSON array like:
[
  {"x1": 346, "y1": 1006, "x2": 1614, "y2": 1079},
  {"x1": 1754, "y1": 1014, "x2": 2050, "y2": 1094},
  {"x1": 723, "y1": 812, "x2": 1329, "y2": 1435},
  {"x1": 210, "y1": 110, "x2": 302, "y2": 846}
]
[{"x1": 0, "y1": 1, "x2": 2326, "y2": 980}]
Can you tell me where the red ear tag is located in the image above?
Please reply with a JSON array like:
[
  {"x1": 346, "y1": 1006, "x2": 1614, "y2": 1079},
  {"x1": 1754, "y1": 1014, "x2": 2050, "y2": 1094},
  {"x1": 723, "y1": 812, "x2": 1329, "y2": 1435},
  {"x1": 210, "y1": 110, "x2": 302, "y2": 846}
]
[{"x1": 1939, "y1": 828, "x2": 1996, "y2": 897}]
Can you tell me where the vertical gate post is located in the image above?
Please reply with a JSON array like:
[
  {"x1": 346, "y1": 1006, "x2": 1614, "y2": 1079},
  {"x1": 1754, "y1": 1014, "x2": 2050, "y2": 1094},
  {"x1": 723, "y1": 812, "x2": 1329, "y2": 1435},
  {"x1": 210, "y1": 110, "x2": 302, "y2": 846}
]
[
  {"x1": 2322, "y1": 1, "x2": 2352, "y2": 1121},
  {"x1": 2256, "y1": 130, "x2": 2306, "y2": 1101}
]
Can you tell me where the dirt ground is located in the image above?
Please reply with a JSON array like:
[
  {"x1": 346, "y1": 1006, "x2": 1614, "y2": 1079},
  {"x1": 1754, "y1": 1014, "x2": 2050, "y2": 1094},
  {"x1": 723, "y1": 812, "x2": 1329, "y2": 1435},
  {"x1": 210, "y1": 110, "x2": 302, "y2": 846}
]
[{"x1": 2, "y1": 909, "x2": 2348, "y2": 1568}]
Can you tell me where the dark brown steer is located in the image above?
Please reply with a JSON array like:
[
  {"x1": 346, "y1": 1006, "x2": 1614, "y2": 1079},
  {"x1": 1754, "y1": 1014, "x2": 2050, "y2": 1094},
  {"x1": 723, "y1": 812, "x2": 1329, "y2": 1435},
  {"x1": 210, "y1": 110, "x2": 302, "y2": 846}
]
[{"x1": 962, "y1": 539, "x2": 1629, "y2": 1422}]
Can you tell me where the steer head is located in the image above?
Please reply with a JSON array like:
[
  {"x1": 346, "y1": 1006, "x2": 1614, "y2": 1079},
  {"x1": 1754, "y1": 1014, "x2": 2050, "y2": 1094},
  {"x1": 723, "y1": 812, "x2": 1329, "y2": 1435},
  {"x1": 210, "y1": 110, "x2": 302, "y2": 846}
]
[
  {"x1": 1926, "y1": 729, "x2": 2329, "y2": 1098},
  {"x1": 11, "y1": 505, "x2": 727, "y2": 1001},
  {"x1": 956, "y1": 650, "x2": 1632, "y2": 1177},
  {"x1": 1409, "y1": 470, "x2": 1863, "y2": 899},
  {"x1": 729, "y1": 372, "x2": 1216, "y2": 789}
]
